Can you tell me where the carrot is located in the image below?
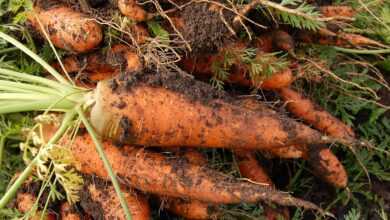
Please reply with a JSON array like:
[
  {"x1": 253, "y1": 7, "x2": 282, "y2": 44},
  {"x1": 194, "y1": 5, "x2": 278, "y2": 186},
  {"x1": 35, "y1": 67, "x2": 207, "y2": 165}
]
[
  {"x1": 118, "y1": 0, "x2": 150, "y2": 22},
  {"x1": 61, "y1": 131, "x2": 325, "y2": 212},
  {"x1": 307, "y1": 146, "x2": 348, "y2": 188},
  {"x1": 28, "y1": 3, "x2": 102, "y2": 53},
  {"x1": 234, "y1": 150, "x2": 290, "y2": 220},
  {"x1": 52, "y1": 44, "x2": 142, "y2": 83},
  {"x1": 297, "y1": 30, "x2": 386, "y2": 48},
  {"x1": 235, "y1": 97, "x2": 348, "y2": 188},
  {"x1": 14, "y1": 191, "x2": 56, "y2": 220},
  {"x1": 181, "y1": 41, "x2": 294, "y2": 90},
  {"x1": 277, "y1": 87, "x2": 356, "y2": 142},
  {"x1": 80, "y1": 175, "x2": 151, "y2": 220},
  {"x1": 319, "y1": 6, "x2": 356, "y2": 19},
  {"x1": 59, "y1": 202, "x2": 82, "y2": 220},
  {"x1": 254, "y1": 30, "x2": 295, "y2": 53},
  {"x1": 234, "y1": 150, "x2": 273, "y2": 185},
  {"x1": 90, "y1": 70, "x2": 336, "y2": 150},
  {"x1": 164, "y1": 198, "x2": 220, "y2": 220}
]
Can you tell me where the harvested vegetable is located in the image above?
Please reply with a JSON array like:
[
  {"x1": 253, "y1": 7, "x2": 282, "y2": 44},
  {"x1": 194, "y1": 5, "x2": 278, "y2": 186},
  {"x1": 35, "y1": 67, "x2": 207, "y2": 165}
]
[
  {"x1": 80, "y1": 175, "x2": 151, "y2": 220},
  {"x1": 90, "y1": 70, "x2": 335, "y2": 149},
  {"x1": 59, "y1": 202, "x2": 82, "y2": 220},
  {"x1": 63, "y1": 131, "x2": 325, "y2": 211},
  {"x1": 28, "y1": 2, "x2": 102, "y2": 53},
  {"x1": 278, "y1": 87, "x2": 356, "y2": 142}
]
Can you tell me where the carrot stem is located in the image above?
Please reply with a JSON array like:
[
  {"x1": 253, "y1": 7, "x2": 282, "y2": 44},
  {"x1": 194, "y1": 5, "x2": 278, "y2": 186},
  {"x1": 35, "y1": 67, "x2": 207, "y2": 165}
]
[{"x1": 76, "y1": 107, "x2": 132, "y2": 220}]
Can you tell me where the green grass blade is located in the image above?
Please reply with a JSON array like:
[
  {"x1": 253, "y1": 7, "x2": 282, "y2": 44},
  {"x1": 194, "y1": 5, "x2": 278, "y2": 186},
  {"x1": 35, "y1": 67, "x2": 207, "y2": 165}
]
[
  {"x1": 77, "y1": 107, "x2": 132, "y2": 220},
  {"x1": 0, "y1": 31, "x2": 70, "y2": 85}
]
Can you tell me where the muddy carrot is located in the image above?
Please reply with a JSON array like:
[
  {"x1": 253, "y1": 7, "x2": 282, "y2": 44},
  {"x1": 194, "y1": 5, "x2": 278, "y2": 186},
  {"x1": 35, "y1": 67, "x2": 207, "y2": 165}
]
[{"x1": 28, "y1": 3, "x2": 102, "y2": 53}]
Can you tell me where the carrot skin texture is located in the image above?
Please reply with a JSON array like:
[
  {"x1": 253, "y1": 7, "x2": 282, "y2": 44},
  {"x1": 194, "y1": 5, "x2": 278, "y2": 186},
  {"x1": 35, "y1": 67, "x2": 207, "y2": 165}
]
[
  {"x1": 319, "y1": 6, "x2": 356, "y2": 18},
  {"x1": 164, "y1": 199, "x2": 219, "y2": 220},
  {"x1": 28, "y1": 6, "x2": 102, "y2": 53},
  {"x1": 68, "y1": 133, "x2": 322, "y2": 210},
  {"x1": 181, "y1": 55, "x2": 294, "y2": 90},
  {"x1": 80, "y1": 179, "x2": 151, "y2": 220},
  {"x1": 60, "y1": 202, "x2": 82, "y2": 220},
  {"x1": 307, "y1": 146, "x2": 348, "y2": 188},
  {"x1": 234, "y1": 150, "x2": 273, "y2": 185},
  {"x1": 118, "y1": 0, "x2": 148, "y2": 22},
  {"x1": 234, "y1": 150, "x2": 291, "y2": 220},
  {"x1": 91, "y1": 78, "x2": 330, "y2": 150},
  {"x1": 278, "y1": 87, "x2": 355, "y2": 141},
  {"x1": 235, "y1": 97, "x2": 348, "y2": 188}
]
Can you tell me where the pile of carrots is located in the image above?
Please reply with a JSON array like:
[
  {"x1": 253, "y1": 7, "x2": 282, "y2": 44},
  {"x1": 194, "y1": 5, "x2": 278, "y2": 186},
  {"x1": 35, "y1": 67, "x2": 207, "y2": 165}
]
[{"x1": 8, "y1": 0, "x2": 383, "y2": 219}]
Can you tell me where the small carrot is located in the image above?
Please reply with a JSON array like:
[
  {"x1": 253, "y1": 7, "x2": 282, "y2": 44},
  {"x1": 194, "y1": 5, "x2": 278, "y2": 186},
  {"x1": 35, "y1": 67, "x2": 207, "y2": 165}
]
[
  {"x1": 28, "y1": 3, "x2": 102, "y2": 53},
  {"x1": 164, "y1": 198, "x2": 220, "y2": 220},
  {"x1": 319, "y1": 6, "x2": 356, "y2": 19},
  {"x1": 181, "y1": 44, "x2": 294, "y2": 90},
  {"x1": 235, "y1": 97, "x2": 348, "y2": 188},
  {"x1": 118, "y1": 0, "x2": 150, "y2": 22},
  {"x1": 254, "y1": 30, "x2": 295, "y2": 53},
  {"x1": 59, "y1": 202, "x2": 82, "y2": 220},
  {"x1": 234, "y1": 150, "x2": 290, "y2": 220},
  {"x1": 277, "y1": 87, "x2": 356, "y2": 142}
]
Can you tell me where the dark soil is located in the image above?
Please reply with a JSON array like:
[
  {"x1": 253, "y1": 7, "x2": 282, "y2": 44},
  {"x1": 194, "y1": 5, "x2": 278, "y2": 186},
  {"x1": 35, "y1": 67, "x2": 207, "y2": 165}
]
[{"x1": 180, "y1": 2, "x2": 235, "y2": 54}]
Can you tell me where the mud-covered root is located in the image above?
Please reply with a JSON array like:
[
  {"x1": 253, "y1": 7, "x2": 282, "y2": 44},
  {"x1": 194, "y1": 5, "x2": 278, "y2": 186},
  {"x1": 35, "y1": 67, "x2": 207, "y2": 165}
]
[
  {"x1": 181, "y1": 44, "x2": 294, "y2": 90},
  {"x1": 14, "y1": 192, "x2": 56, "y2": 220},
  {"x1": 67, "y1": 133, "x2": 327, "y2": 214},
  {"x1": 51, "y1": 44, "x2": 142, "y2": 84},
  {"x1": 27, "y1": 3, "x2": 102, "y2": 53},
  {"x1": 164, "y1": 198, "x2": 220, "y2": 220},
  {"x1": 234, "y1": 150, "x2": 273, "y2": 185},
  {"x1": 254, "y1": 30, "x2": 295, "y2": 53},
  {"x1": 277, "y1": 87, "x2": 356, "y2": 142},
  {"x1": 117, "y1": 0, "x2": 150, "y2": 22},
  {"x1": 80, "y1": 175, "x2": 151, "y2": 220},
  {"x1": 297, "y1": 29, "x2": 386, "y2": 48},
  {"x1": 308, "y1": 145, "x2": 348, "y2": 188},
  {"x1": 233, "y1": 150, "x2": 291, "y2": 220},
  {"x1": 59, "y1": 202, "x2": 82, "y2": 220},
  {"x1": 91, "y1": 70, "x2": 334, "y2": 149},
  {"x1": 319, "y1": 5, "x2": 356, "y2": 19}
]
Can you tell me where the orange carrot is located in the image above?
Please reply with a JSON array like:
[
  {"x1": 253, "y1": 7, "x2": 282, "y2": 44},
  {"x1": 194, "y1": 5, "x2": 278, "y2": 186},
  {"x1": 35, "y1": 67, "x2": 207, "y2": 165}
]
[
  {"x1": 59, "y1": 202, "x2": 82, "y2": 220},
  {"x1": 181, "y1": 44, "x2": 294, "y2": 90},
  {"x1": 278, "y1": 87, "x2": 355, "y2": 142},
  {"x1": 164, "y1": 198, "x2": 220, "y2": 220},
  {"x1": 28, "y1": 4, "x2": 102, "y2": 53},
  {"x1": 234, "y1": 150, "x2": 290, "y2": 220},
  {"x1": 235, "y1": 97, "x2": 348, "y2": 188},
  {"x1": 90, "y1": 71, "x2": 335, "y2": 150},
  {"x1": 118, "y1": 0, "x2": 150, "y2": 22},
  {"x1": 254, "y1": 30, "x2": 295, "y2": 53},
  {"x1": 80, "y1": 176, "x2": 151, "y2": 220},
  {"x1": 319, "y1": 6, "x2": 356, "y2": 19},
  {"x1": 61, "y1": 131, "x2": 325, "y2": 211}
]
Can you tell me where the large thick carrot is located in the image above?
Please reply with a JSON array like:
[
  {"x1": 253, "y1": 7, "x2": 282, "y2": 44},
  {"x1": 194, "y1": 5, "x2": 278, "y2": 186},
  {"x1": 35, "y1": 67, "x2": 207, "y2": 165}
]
[
  {"x1": 277, "y1": 87, "x2": 356, "y2": 142},
  {"x1": 90, "y1": 71, "x2": 335, "y2": 150},
  {"x1": 64, "y1": 132, "x2": 325, "y2": 212},
  {"x1": 28, "y1": 3, "x2": 102, "y2": 53},
  {"x1": 80, "y1": 175, "x2": 151, "y2": 220}
]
